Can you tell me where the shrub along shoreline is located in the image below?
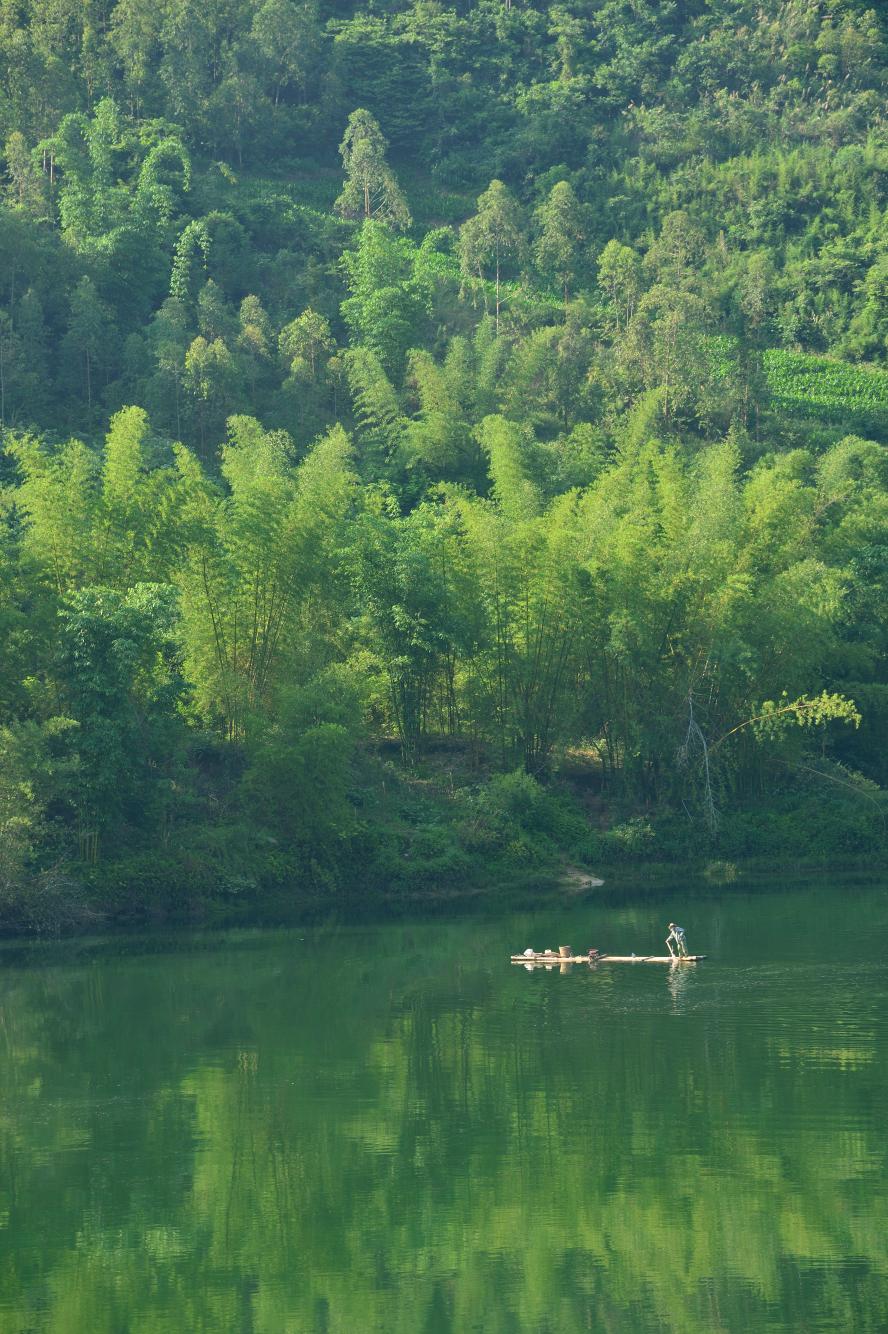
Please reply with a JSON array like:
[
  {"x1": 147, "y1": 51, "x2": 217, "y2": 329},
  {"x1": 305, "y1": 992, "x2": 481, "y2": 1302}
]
[{"x1": 4, "y1": 762, "x2": 884, "y2": 937}]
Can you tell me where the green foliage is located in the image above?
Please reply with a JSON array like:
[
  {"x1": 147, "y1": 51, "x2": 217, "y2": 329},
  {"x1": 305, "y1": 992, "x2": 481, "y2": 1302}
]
[
  {"x1": 477, "y1": 415, "x2": 541, "y2": 520},
  {"x1": 243, "y1": 668, "x2": 364, "y2": 852},
  {"x1": 605, "y1": 818, "x2": 656, "y2": 858},
  {"x1": 0, "y1": 717, "x2": 78, "y2": 887},
  {"x1": 57, "y1": 582, "x2": 184, "y2": 855},
  {"x1": 479, "y1": 769, "x2": 546, "y2": 829},
  {"x1": 340, "y1": 220, "x2": 431, "y2": 375},
  {"x1": 748, "y1": 692, "x2": 861, "y2": 742},
  {"x1": 279, "y1": 307, "x2": 334, "y2": 381}
]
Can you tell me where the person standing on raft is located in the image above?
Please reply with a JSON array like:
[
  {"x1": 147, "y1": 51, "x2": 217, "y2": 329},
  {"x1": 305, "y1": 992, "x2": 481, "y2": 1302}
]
[{"x1": 666, "y1": 923, "x2": 688, "y2": 957}]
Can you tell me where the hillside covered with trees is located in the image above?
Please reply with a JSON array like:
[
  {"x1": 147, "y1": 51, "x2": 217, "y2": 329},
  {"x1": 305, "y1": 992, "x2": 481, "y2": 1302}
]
[{"x1": 1, "y1": 0, "x2": 887, "y2": 929}]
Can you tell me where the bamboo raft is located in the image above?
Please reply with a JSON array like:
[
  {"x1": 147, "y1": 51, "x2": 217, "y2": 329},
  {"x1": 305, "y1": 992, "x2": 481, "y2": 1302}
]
[{"x1": 511, "y1": 952, "x2": 705, "y2": 965}]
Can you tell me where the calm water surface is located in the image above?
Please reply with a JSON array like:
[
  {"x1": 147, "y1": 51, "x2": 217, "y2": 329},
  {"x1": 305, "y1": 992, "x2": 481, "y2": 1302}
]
[{"x1": 1, "y1": 882, "x2": 887, "y2": 1332}]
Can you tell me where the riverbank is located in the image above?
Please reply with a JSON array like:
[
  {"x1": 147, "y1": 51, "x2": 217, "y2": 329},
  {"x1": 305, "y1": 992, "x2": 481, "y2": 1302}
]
[
  {"x1": 2, "y1": 844, "x2": 883, "y2": 940},
  {"x1": 3, "y1": 750, "x2": 885, "y2": 937}
]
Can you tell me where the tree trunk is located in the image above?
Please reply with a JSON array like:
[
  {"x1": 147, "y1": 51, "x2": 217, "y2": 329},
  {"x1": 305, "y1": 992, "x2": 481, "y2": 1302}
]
[{"x1": 495, "y1": 248, "x2": 501, "y2": 335}]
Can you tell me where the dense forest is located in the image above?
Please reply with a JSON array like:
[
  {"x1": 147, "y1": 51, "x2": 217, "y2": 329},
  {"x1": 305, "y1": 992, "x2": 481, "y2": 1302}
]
[{"x1": 1, "y1": 0, "x2": 887, "y2": 930}]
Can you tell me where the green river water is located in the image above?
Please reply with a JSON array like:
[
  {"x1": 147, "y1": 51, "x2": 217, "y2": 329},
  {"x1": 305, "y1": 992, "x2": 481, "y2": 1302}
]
[{"x1": 1, "y1": 880, "x2": 887, "y2": 1332}]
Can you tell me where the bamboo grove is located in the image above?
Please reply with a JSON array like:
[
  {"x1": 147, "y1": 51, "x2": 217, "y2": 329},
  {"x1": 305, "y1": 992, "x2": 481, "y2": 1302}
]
[{"x1": 1, "y1": 390, "x2": 883, "y2": 920}]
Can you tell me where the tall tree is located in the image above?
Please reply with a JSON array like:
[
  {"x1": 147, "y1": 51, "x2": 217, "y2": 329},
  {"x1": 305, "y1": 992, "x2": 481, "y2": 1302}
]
[
  {"x1": 279, "y1": 308, "x2": 334, "y2": 382},
  {"x1": 534, "y1": 180, "x2": 584, "y2": 303},
  {"x1": 251, "y1": 0, "x2": 320, "y2": 107},
  {"x1": 182, "y1": 336, "x2": 238, "y2": 454},
  {"x1": 597, "y1": 240, "x2": 643, "y2": 334},
  {"x1": 459, "y1": 180, "x2": 524, "y2": 334},
  {"x1": 3, "y1": 132, "x2": 44, "y2": 213},
  {"x1": 61, "y1": 276, "x2": 115, "y2": 417},
  {"x1": 334, "y1": 110, "x2": 411, "y2": 231}
]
